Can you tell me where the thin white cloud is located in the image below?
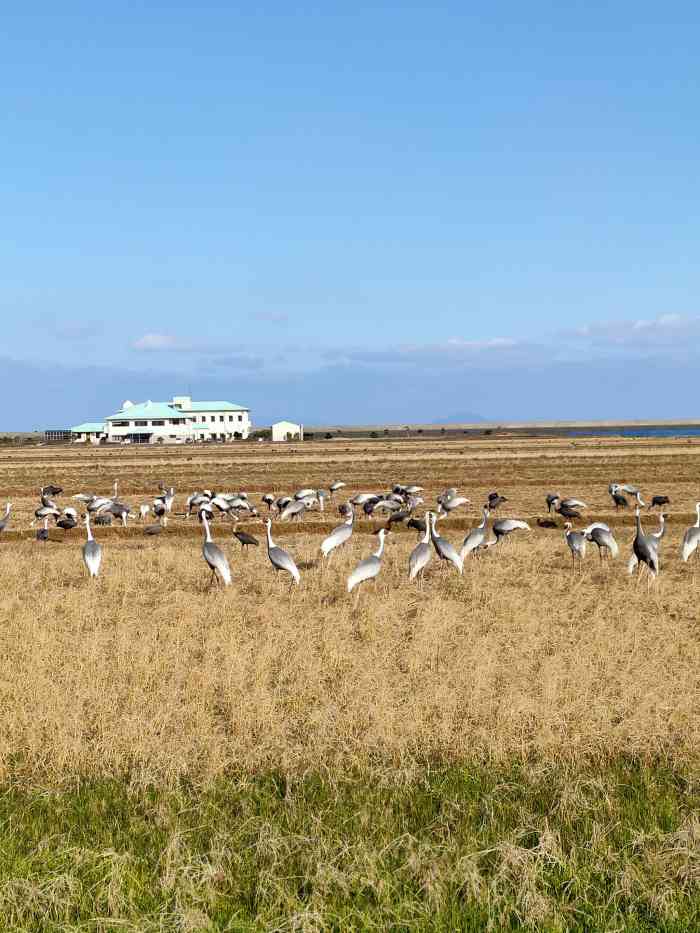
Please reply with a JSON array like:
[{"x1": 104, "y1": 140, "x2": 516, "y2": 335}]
[{"x1": 132, "y1": 333, "x2": 184, "y2": 351}]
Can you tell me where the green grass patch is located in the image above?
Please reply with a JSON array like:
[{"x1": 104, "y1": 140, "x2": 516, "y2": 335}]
[{"x1": 0, "y1": 761, "x2": 698, "y2": 930}]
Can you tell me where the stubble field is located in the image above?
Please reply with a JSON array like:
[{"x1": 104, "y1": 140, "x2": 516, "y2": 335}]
[{"x1": 1, "y1": 435, "x2": 700, "y2": 930}]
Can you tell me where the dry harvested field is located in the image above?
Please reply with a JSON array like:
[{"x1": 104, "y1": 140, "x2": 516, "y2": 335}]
[
  {"x1": 0, "y1": 435, "x2": 699, "y2": 784},
  {"x1": 3, "y1": 436, "x2": 700, "y2": 929}
]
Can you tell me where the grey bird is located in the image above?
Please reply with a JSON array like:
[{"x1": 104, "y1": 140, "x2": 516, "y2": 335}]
[
  {"x1": 586, "y1": 526, "x2": 619, "y2": 562},
  {"x1": 321, "y1": 505, "x2": 354, "y2": 558},
  {"x1": 629, "y1": 507, "x2": 659, "y2": 581},
  {"x1": 200, "y1": 510, "x2": 232, "y2": 586},
  {"x1": 492, "y1": 518, "x2": 531, "y2": 543},
  {"x1": 408, "y1": 512, "x2": 433, "y2": 584},
  {"x1": 264, "y1": 518, "x2": 300, "y2": 584},
  {"x1": 681, "y1": 503, "x2": 700, "y2": 562},
  {"x1": 460, "y1": 507, "x2": 490, "y2": 561},
  {"x1": 564, "y1": 522, "x2": 587, "y2": 570},
  {"x1": 430, "y1": 512, "x2": 463, "y2": 574},
  {"x1": 348, "y1": 527, "x2": 388, "y2": 593},
  {"x1": 82, "y1": 513, "x2": 102, "y2": 578},
  {"x1": 0, "y1": 502, "x2": 12, "y2": 534}
]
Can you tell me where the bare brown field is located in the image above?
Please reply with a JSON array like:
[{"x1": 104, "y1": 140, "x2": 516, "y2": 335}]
[{"x1": 1, "y1": 436, "x2": 700, "y2": 786}]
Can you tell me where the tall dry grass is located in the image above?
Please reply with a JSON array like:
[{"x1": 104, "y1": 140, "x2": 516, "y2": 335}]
[{"x1": 0, "y1": 510, "x2": 699, "y2": 786}]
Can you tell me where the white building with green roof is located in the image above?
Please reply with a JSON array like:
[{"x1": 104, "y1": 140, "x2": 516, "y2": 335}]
[{"x1": 71, "y1": 396, "x2": 251, "y2": 444}]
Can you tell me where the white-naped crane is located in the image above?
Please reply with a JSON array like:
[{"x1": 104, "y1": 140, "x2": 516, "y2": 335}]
[
  {"x1": 348, "y1": 527, "x2": 388, "y2": 594},
  {"x1": 30, "y1": 505, "x2": 59, "y2": 528},
  {"x1": 492, "y1": 517, "x2": 531, "y2": 543},
  {"x1": 437, "y1": 492, "x2": 470, "y2": 516},
  {"x1": 629, "y1": 506, "x2": 659, "y2": 583},
  {"x1": 320, "y1": 504, "x2": 354, "y2": 558},
  {"x1": 139, "y1": 503, "x2": 151, "y2": 522},
  {"x1": 280, "y1": 499, "x2": 306, "y2": 522},
  {"x1": 200, "y1": 509, "x2": 231, "y2": 587},
  {"x1": 429, "y1": 512, "x2": 463, "y2": 575},
  {"x1": 0, "y1": 503, "x2": 11, "y2": 534},
  {"x1": 264, "y1": 518, "x2": 300, "y2": 585},
  {"x1": 329, "y1": 481, "x2": 346, "y2": 499},
  {"x1": 586, "y1": 525, "x2": 619, "y2": 563},
  {"x1": 460, "y1": 507, "x2": 490, "y2": 561},
  {"x1": 681, "y1": 503, "x2": 700, "y2": 563},
  {"x1": 564, "y1": 522, "x2": 587, "y2": 571},
  {"x1": 408, "y1": 512, "x2": 432, "y2": 585},
  {"x1": 82, "y1": 513, "x2": 102, "y2": 579}
]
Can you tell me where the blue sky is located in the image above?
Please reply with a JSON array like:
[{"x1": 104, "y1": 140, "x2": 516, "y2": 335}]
[{"x1": 2, "y1": 3, "x2": 699, "y2": 428}]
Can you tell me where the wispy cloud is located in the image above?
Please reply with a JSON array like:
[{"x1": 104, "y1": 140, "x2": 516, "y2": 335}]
[
  {"x1": 250, "y1": 311, "x2": 289, "y2": 324},
  {"x1": 209, "y1": 353, "x2": 265, "y2": 370},
  {"x1": 131, "y1": 333, "x2": 187, "y2": 351}
]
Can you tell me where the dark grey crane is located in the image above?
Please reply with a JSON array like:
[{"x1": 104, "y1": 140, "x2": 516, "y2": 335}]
[
  {"x1": 649, "y1": 495, "x2": 670, "y2": 510},
  {"x1": 630, "y1": 507, "x2": 659, "y2": 582},
  {"x1": 233, "y1": 528, "x2": 259, "y2": 554}
]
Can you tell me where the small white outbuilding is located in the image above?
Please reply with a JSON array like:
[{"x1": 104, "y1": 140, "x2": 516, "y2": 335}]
[{"x1": 271, "y1": 421, "x2": 304, "y2": 442}]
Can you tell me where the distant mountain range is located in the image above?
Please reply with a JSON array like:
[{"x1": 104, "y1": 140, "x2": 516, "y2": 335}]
[{"x1": 433, "y1": 412, "x2": 488, "y2": 424}]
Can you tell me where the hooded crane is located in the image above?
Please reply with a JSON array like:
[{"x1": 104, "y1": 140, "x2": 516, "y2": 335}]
[
  {"x1": 608, "y1": 484, "x2": 630, "y2": 510},
  {"x1": 320, "y1": 505, "x2": 354, "y2": 558},
  {"x1": 460, "y1": 507, "x2": 490, "y2": 561},
  {"x1": 232, "y1": 525, "x2": 259, "y2": 554},
  {"x1": 348, "y1": 527, "x2": 388, "y2": 593},
  {"x1": 408, "y1": 511, "x2": 433, "y2": 584},
  {"x1": 564, "y1": 522, "x2": 587, "y2": 571},
  {"x1": 264, "y1": 519, "x2": 300, "y2": 585},
  {"x1": 200, "y1": 510, "x2": 231, "y2": 586},
  {"x1": 630, "y1": 507, "x2": 659, "y2": 582},
  {"x1": 82, "y1": 513, "x2": 102, "y2": 579},
  {"x1": 650, "y1": 495, "x2": 670, "y2": 510},
  {"x1": 430, "y1": 512, "x2": 463, "y2": 574},
  {"x1": 681, "y1": 503, "x2": 700, "y2": 562}
]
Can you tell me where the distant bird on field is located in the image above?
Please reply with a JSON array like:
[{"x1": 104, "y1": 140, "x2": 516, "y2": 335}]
[
  {"x1": 144, "y1": 521, "x2": 163, "y2": 536},
  {"x1": 82, "y1": 513, "x2": 102, "y2": 579},
  {"x1": 348, "y1": 527, "x2": 388, "y2": 593},
  {"x1": 264, "y1": 518, "x2": 300, "y2": 585},
  {"x1": 681, "y1": 503, "x2": 700, "y2": 563},
  {"x1": 36, "y1": 518, "x2": 50, "y2": 542},
  {"x1": 41, "y1": 484, "x2": 63, "y2": 498},
  {"x1": 329, "y1": 481, "x2": 346, "y2": 500},
  {"x1": 487, "y1": 492, "x2": 507, "y2": 510},
  {"x1": 650, "y1": 494, "x2": 670, "y2": 510}
]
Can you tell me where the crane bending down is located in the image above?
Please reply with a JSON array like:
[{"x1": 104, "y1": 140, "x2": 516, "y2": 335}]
[
  {"x1": 320, "y1": 505, "x2": 354, "y2": 558},
  {"x1": 82, "y1": 513, "x2": 102, "y2": 579},
  {"x1": 264, "y1": 519, "x2": 300, "y2": 584},
  {"x1": 564, "y1": 522, "x2": 587, "y2": 571},
  {"x1": 200, "y1": 510, "x2": 231, "y2": 586},
  {"x1": 408, "y1": 511, "x2": 432, "y2": 584},
  {"x1": 681, "y1": 503, "x2": 700, "y2": 562},
  {"x1": 348, "y1": 527, "x2": 388, "y2": 593},
  {"x1": 587, "y1": 525, "x2": 619, "y2": 562}
]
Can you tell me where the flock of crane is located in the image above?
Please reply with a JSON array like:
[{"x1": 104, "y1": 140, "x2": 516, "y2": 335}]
[{"x1": 1, "y1": 478, "x2": 699, "y2": 592}]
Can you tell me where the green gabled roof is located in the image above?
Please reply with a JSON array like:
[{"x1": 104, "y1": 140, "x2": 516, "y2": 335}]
[
  {"x1": 186, "y1": 401, "x2": 248, "y2": 412},
  {"x1": 106, "y1": 401, "x2": 185, "y2": 421},
  {"x1": 71, "y1": 422, "x2": 106, "y2": 433}
]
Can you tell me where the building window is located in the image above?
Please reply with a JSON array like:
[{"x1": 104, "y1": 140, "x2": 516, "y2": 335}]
[
  {"x1": 135, "y1": 420, "x2": 147, "y2": 426},
  {"x1": 152, "y1": 420, "x2": 164, "y2": 426},
  {"x1": 228, "y1": 415, "x2": 233, "y2": 422},
  {"x1": 113, "y1": 421, "x2": 129, "y2": 427},
  {"x1": 238, "y1": 415, "x2": 242, "y2": 422},
  {"x1": 219, "y1": 415, "x2": 224, "y2": 423}
]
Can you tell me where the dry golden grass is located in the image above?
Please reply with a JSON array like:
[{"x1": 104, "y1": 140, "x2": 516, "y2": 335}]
[{"x1": 0, "y1": 437, "x2": 699, "y2": 786}]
